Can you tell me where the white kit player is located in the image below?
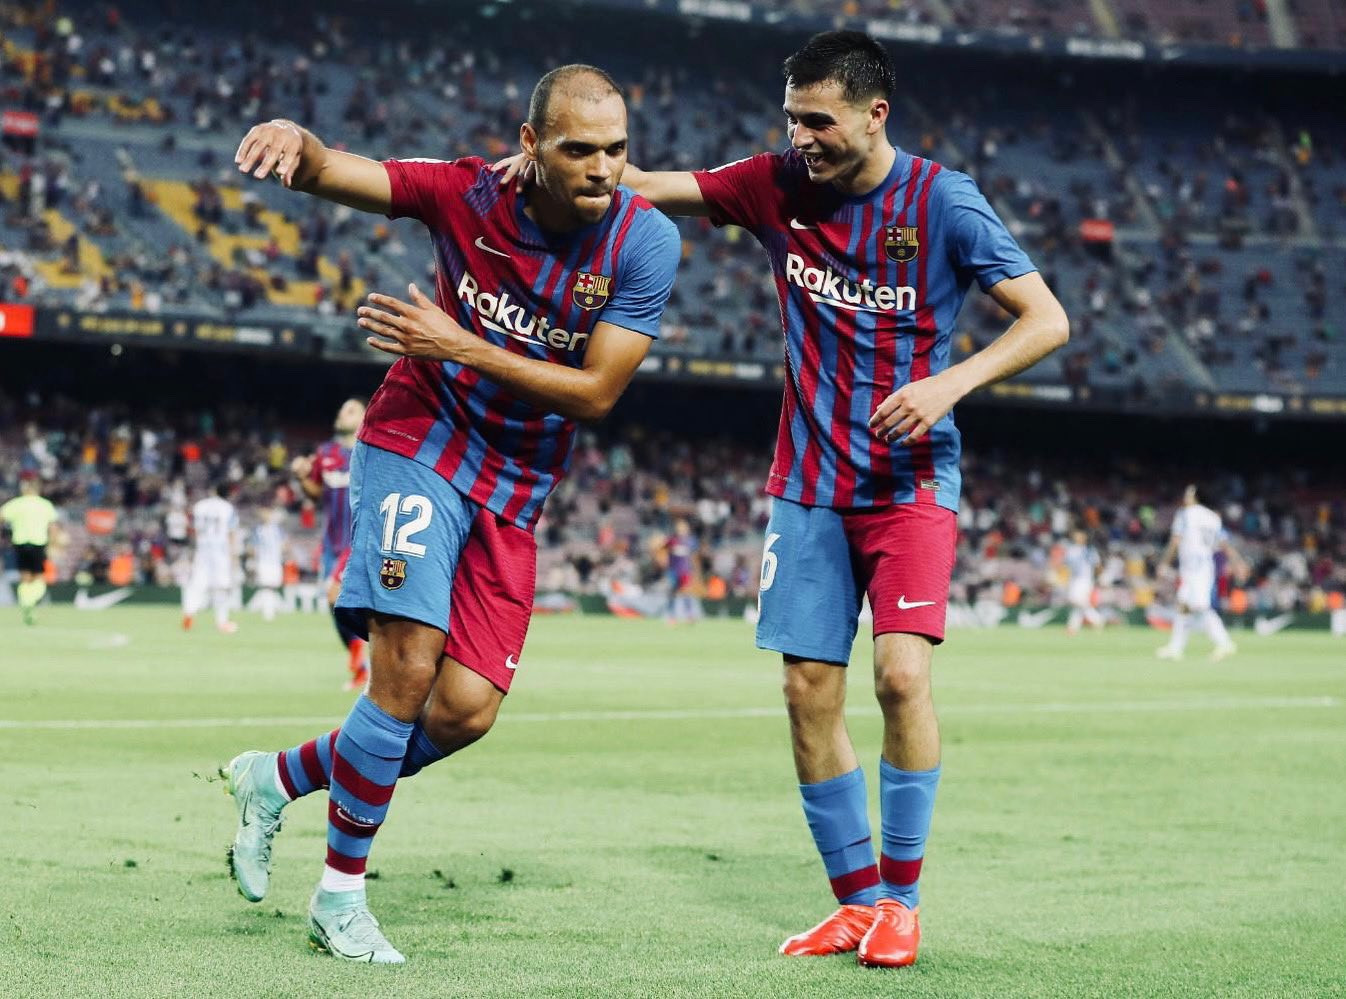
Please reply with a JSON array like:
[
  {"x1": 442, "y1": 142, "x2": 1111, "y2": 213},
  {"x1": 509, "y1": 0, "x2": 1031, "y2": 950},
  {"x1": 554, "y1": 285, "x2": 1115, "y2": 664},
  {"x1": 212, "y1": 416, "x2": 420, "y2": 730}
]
[
  {"x1": 1062, "y1": 529, "x2": 1102, "y2": 634},
  {"x1": 1156, "y1": 485, "x2": 1248, "y2": 661},
  {"x1": 183, "y1": 484, "x2": 241, "y2": 633},
  {"x1": 252, "y1": 507, "x2": 287, "y2": 622}
]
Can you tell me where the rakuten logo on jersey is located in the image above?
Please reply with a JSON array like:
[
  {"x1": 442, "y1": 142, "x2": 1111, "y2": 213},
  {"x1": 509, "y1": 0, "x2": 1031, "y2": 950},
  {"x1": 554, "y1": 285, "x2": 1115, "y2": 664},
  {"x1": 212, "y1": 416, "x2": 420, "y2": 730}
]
[
  {"x1": 457, "y1": 273, "x2": 590, "y2": 352},
  {"x1": 784, "y1": 253, "x2": 916, "y2": 313}
]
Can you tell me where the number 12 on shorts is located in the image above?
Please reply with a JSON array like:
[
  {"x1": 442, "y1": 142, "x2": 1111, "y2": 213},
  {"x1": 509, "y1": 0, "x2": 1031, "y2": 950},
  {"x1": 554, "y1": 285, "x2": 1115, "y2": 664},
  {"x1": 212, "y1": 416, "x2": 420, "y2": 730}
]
[{"x1": 379, "y1": 493, "x2": 433, "y2": 557}]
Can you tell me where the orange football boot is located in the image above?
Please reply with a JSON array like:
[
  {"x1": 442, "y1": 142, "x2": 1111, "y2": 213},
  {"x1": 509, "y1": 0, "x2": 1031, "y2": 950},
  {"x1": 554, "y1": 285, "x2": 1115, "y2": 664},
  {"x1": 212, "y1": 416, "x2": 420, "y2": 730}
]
[
  {"x1": 856, "y1": 898, "x2": 920, "y2": 968},
  {"x1": 778, "y1": 904, "x2": 875, "y2": 956}
]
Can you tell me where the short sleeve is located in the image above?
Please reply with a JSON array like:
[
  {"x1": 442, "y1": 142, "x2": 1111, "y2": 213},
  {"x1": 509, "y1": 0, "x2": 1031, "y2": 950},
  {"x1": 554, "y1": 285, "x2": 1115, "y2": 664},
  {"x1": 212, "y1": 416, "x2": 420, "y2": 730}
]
[
  {"x1": 692, "y1": 152, "x2": 782, "y2": 229},
  {"x1": 1171, "y1": 509, "x2": 1186, "y2": 539},
  {"x1": 383, "y1": 157, "x2": 481, "y2": 226},
  {"x1": 600, "y1": 210, "x2": 681, "y2": 339},
  {"x1": 942, "y1": 173, "x2": 1036, "y2": 292}
]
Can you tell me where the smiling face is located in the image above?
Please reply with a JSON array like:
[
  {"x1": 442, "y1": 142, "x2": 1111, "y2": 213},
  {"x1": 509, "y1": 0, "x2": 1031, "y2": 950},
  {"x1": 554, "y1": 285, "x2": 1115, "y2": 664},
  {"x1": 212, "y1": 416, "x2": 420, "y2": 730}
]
[
  {"x1": 783, "y1": 78, "x2": 888, "y2": 192},
  {"x1": 523, "y1": 89, "x2": 628, "y2": 231}
]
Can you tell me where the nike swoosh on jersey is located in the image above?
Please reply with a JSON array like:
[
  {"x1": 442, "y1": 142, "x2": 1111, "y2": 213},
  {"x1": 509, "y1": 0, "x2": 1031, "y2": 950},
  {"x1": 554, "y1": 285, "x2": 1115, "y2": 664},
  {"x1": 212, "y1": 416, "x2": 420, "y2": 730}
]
[
  {"x1": 788, "y1": 218, "x2": 816, "y2": 230},
  {"x1": 474, "y1": 236, "x2": 511, "y2": 259},
  {"x1": 505, "y1": 655, "x2": 519, "y2": 671},
  {"x1": 897, "y1": 596, "x2": 936, "y2": 610}
]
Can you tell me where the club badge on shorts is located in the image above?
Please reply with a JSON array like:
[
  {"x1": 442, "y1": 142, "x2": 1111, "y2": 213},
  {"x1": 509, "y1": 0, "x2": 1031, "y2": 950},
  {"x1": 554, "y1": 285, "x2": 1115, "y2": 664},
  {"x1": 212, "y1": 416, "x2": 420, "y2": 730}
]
[
  {"x1": 572, "y1": 271, "x2": 611, "y2": 310},
  {"x1": 380, "y1": 557, "x2": 407, "y2": 590}
]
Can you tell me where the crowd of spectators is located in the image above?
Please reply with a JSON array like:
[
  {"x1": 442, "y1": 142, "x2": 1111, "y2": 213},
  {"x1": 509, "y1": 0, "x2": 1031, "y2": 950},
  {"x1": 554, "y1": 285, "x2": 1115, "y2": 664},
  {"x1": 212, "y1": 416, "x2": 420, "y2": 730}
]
[
  {"x1": 0, "y1": 2, "x2": 1340, "y2": 397},
  {"x1": 3, "y1": 390, "x2": 1342, "y2": 619}
]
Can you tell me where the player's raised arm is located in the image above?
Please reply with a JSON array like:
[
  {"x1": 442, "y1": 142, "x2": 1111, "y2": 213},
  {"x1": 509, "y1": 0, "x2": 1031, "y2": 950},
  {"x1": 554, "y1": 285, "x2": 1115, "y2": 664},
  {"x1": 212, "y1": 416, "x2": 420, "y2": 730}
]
[
  {"x1": 358, "y1": 285, "x2": 653, "y2": 423},
  {"x1": 235, "y1": 119, "x2": 391, "y2": 214}
]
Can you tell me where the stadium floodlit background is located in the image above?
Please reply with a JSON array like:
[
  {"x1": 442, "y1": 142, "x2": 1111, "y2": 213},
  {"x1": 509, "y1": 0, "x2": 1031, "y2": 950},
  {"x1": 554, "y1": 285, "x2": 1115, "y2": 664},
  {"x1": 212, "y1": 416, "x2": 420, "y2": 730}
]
[{"x1": 2, "y1": 0, "x2": 1343, "y2": 995}]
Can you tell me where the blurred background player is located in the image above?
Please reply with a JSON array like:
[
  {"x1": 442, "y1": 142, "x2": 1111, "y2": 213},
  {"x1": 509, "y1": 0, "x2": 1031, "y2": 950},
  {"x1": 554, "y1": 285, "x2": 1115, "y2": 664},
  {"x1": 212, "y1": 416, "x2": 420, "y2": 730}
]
[
  {"x1": 182, "y1": 483, "x2": 240, "y2": 634},
  {"x1": 291, "y1": 397, "x2": 367, "y2": 682},
  {"x1": 325, "y1": 546, "x2": 368, "y2": 690},
  {"x1": 290, "y1": 397, "x2": 364, "y2": 581},
  {"x1": 1, "y1": 470, "x2": 59, "y2": 625},
  {"x1": 1156, "y1": 485, "x2": 1249, "y2": 662},
  {"x1": 664, "y1": 518, "x2": 702, "y2": 624},
  {"x1": 1062, "y1": 529, "x2": 1103, "y2": 635},
  {"x1": 251, "y1": 505, "x2": 287, "y2": 623}
]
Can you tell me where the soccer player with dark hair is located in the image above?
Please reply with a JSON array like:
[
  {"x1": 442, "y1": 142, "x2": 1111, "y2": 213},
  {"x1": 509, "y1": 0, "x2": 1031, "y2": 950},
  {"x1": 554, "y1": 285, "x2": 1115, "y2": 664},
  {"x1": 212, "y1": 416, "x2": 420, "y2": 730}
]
[
  {"x1": 291, "y1": 396, "x2": 370, "y2": 687},
  {"x1": 221, "y1": 63, "x2": 680, "y2": 964},
  {"x1": 501, "y1": 30, "x2": 1067, "y2": 967}
]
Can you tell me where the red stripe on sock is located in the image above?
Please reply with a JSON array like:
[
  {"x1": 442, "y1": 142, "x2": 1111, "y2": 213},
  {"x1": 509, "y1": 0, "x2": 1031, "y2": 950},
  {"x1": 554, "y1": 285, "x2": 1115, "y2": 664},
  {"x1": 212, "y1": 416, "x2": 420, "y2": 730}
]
[
  {"x1": 275, "y1": 752, "x2": 299, "y2": 799},
  {"x1": 830, "y1": 864, "x2": 880, "y2": 902},
  {"x1": 330, "y1": 751, "x2": 396, "y2": 808},
  {"x1": 324, "y1": 848, "x2": 367, "y2": 876},
  {"x1": 879, "y1": 855, "x2": 923, "y2": 886},
  {"x1": 299, "y1": 735, "x2": 329, "y2": 791}
]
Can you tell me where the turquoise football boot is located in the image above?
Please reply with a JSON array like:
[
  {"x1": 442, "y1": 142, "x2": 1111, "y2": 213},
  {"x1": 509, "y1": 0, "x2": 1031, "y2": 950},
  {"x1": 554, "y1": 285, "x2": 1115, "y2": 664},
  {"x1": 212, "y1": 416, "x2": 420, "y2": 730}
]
[
  {"x1": 308, "y1": 887, "x2": 406, "y2": 964},
  {"x1": 222, "y1": 751, "x2": 287, "y2": 902}
]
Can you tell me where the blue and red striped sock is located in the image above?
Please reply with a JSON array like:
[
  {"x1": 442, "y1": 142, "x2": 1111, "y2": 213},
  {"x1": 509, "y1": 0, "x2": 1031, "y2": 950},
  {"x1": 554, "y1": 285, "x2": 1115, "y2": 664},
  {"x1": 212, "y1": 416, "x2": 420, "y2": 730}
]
[
  {"x1": 877, "y1": 758, "x2": 940, "y2": 908},
  {"x1": 800, "y1": 767, "x2": 879, "y2": 906},
  {"x1": 276, "y1": 723, "x2": 446, "y2": 800},
  {"x1": 321, "y1": 696, "x2": 413, "y2": 891}
]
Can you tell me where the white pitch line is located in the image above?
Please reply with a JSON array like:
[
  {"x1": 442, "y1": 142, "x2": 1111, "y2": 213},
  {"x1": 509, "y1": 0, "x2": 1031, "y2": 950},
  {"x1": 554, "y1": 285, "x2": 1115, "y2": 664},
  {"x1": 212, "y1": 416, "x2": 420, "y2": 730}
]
[{"x1": 0, "y1": 695, "x2": 1338, "y2": 731}]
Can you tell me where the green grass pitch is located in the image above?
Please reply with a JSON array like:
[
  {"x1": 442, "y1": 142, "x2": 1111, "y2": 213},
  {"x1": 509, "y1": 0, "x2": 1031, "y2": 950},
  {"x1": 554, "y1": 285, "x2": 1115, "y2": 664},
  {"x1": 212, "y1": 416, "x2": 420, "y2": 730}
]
[{"x1": 4, "y1": 607, "x2": 1344, "y2": 998}]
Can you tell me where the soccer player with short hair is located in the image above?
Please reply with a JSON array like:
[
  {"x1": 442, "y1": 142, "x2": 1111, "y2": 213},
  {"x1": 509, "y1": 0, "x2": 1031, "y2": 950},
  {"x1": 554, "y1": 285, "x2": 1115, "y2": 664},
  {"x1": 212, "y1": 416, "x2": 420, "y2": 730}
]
[
  {"x1": 221, "y1": 64, "x2": 680, "y2": 964},
  {"x1": 250, "y1": 506, "x2": 287, "y2": 623},
  {"x1": 502, "y1": 30, "x2": 1067, "y2": 967},
  {"x1": 291, "y1": 397, "x2": 364, "y2": 582},
  {"x1": 1063, "y1": 528, "x2": 1103, "y2": 634},
  {"x1": 292, "y1": 397, "x2": 370, "y2": 687},
  {"x1": 1156, "y1": 484, "x2": 1247, "y2": 661},
  {"x1": 181, "y1": 483, "x2": 240, "y2": 634},
  {"x1": 1, "y1": 471, "x2": 58, "y2": 625}
]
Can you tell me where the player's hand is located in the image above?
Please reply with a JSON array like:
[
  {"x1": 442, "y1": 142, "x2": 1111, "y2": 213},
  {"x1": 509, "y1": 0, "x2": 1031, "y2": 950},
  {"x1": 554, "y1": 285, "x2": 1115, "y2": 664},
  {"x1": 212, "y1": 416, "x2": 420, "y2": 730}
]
[
  {"x1": 869, "y1": 369, "x2": 968, "y2": 445},
  {"x1": 289, "y1": 455, "x2": 313, "y2": 479},
  {"x1": 235, "y1": 119, "x2": 305, "y2": 188},
  {"x1": 491, "y1": 153, "x2": 535, "y2": 192},
  {"x1": 359, "y1": 284, "x2": 474, "y2": 362}
]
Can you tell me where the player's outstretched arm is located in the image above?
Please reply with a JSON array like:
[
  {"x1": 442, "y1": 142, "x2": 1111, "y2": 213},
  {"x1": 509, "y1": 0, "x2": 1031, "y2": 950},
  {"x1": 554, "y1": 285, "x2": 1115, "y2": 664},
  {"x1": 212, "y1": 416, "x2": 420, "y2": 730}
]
[
  {"x1": 870, "y1": 271, "x2": 1069, "y2": 444},
  {"x1": 359, "y1": 285, "x2": 651, "y2": 422},
  {"x1": 492, "y1": 155, "x2": 709, "y2": 217},
  {"x1": 235, "y1": 119, "x2": 391, "y2": 214},
  {"x1": 617, "y1": 164, "x2": 710, "y2": 217}
]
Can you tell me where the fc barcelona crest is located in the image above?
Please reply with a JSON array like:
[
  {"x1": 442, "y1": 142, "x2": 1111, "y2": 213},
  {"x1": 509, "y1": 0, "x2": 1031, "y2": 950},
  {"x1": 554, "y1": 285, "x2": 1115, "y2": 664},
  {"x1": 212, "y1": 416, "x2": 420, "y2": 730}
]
[
  {"x1": 885, "y1": 225, "x2": 920, "y2": 262},
  {"x1": 380, "y1": 557, "x2": 407, "y2": 590},
  {"x1": 572, "y1": 272, "x2": 612, "y2": 310}
]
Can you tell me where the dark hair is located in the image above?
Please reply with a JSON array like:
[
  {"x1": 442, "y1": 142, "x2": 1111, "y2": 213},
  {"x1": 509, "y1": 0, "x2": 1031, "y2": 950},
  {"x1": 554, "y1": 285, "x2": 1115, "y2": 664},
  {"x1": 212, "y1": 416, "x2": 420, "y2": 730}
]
[
  {"x1": 215, "y1": 483, "x2": 230, "y2": 499},
  {"x1": 782, "y1": 30, "x2": 895, "y2": 104},
  {"x1": 527, "y1": 64, "x2": 625, "y2": 135}
]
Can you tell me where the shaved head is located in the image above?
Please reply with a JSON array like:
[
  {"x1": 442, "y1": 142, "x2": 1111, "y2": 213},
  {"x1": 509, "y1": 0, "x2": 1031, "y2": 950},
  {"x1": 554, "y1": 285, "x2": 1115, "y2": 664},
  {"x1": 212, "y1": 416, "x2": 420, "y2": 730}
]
[{"x1": 528, "y1": 64, "x2": 625, "y2": 137}]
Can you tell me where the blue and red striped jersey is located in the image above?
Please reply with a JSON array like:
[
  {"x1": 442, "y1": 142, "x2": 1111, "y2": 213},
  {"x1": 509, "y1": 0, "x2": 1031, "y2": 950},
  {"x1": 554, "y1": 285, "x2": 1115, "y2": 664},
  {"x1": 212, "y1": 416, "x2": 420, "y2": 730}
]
[
  {"x1": 311, "y1": 439, "x2": 353, "y2": 556},
  {"x1": 359, "y1": 157, "x2": 680, "y2": 531},
  {"x1": 693, "y1": 148, "x2": 1034, "y2": 511}
]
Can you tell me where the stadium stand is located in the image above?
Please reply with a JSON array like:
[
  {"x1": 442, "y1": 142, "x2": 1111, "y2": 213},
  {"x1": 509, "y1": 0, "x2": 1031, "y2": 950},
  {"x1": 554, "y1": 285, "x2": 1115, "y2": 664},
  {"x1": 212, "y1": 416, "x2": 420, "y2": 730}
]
[
  {"x1": 0, "y1": 3, "x2": 1342, "y2": 616},
  {"x1": 0, "y1": 2, "x2": 1341, "y2": 400}
]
